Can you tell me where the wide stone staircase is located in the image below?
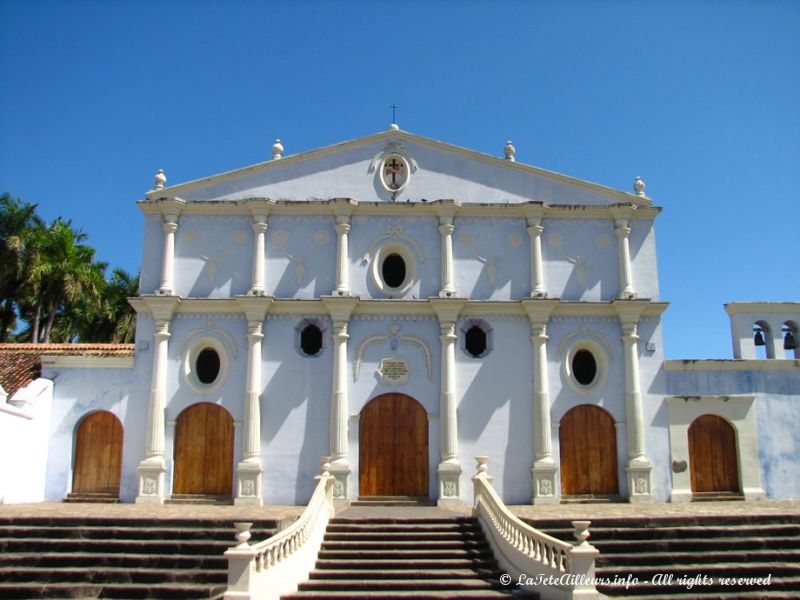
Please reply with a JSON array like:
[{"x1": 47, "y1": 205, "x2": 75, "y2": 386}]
[
  {"x1": 0, "y1": 514, "x2": 279, "y2": 599},
  {"x1": 525, "y1": 513, "x2": 800, "y2": 598},
  {"x1": 282, "y1": 515, "x2": 538, "y2": 600}
]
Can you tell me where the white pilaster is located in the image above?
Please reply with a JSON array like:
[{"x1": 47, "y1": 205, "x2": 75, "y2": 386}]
[
  {"x1": 525, "y1": 207, "x2": 547, "y2": 298},
  {"x1": 321, "y1": 295, "x2": 358, "y2": 506},
  {"x1": 522, "y1": 299, "x2": 560, "y2": 504},
  {"x1": 332, "y1": 199, "x2": 357, "y2": 297},
  {"x1": 136, "y1": 296, "x2": 180, "y2": 504},
  {"x1": 613, "y1": 300, "x2": 653, "y2": 502},
  {"x1": 431, "y1": 298, "x2": 465, "y2": 507},
  {"x1": 436, "y1": 203, "x2": 458, "y2": 298},
  {"x1": 156, "y1": 199, "x2": 184, "y2": 296},
  {"x1": 246, "y1": 199, "x2": 274, "y2": 296},
  {"x1": 613, "y1": 208, "x2": 636, "y2": 299},
  {"x1": 234, "y1": 296, "x2": 273, "y2": 505}
]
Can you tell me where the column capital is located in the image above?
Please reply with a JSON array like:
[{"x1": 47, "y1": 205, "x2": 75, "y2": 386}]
[
  {"x1": 438, "y1": 223, "x2": 455, "y2": 235},
  {"x1": 614, "y1": 224, "x2": 631, "y2": 238},
  {"x1": 321, "y1": 295, "x2": 359, "y2": 323},
  {"x1": 154, "y1": 197, "x2": 186, "y2": 221},
  {"x1": 331, "y1": 197, "x2": 358, "y2": 219},
  {"x1": 251, "y1": 220, "x2": 269, "y2": 235},
  {"x1": 135, "y1": 295, "x2": 181, "y2": 321},
  {"x1": 243, "y1": 197, "x2": 275, "y2": 219},
  {"x1": 246, "y1": 320, "x2": 264, "y2": 342},
  {"x1": 153, "y1": 319, "x2": 171, "y2": 341},
  {"x1": 434, "y1": 199, "x2": 460, "y2": 221},
  {"x1": 429, "y1": 298, "x2": 466, "y2": 324},
  {"x1": 335, "y1": 222, "x2": 351, "y2": 235},
  {"x1": 521, "y1": 298, "x2": 559, "y2": 326},
  {"x1": 611, "y1": 204, "x2": 636, "y2": 224},
  {"x1": 523, "y1": 203, "x2": 546, "y2": 226},
  {"x1": 162, "y1": 220, "x2": 179, "y2": 234},
  {"x1": 235, "y1": 295, "x2": 274, "y2": 322},
  {"x1": 612, "y1": 299, "x2": 650, "y2": 326},
  {"x1": 527, "y1": 224, "x2": 544, "y2": 237}
]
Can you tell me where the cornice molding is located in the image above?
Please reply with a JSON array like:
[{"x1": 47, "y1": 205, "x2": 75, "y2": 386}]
[
  {"x1": 41, "y1": 356, "x2": 135, "y2": 369},
  {"x1": 724, "y1": 302, "x2": 800, "y2": 315},
  {"x1": 665, "y1": 359, "x2": 800, "y2": 372}
]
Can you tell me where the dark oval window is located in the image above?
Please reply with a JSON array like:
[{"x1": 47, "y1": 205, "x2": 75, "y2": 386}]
[
  {"x1": 465, "y1": 326, "x2": 487, "y2": 357},
  {"x1": 196, "y1": 348, "x2": 221, "y2": 384},
  {"x1": 572, "y1": 349, "x2": 597, "y2": 386},
  {"x1": 382, "y1": 253, "x2": 406, "y2": 288},
  {"x1": 300, "y1": 324, "x2": 323, "y2": 356}
]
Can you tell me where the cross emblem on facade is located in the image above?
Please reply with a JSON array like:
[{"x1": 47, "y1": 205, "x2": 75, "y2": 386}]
[{"x1": 384, "y1": 157, "x2": 404, "y2": 190}]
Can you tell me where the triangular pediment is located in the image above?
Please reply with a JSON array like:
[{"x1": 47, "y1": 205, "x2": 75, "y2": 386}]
[{"x1": 146, "y1": 128, "x2": 650, "y2": 207}]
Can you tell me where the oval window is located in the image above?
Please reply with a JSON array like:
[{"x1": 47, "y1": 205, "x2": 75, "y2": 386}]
[
  {"x1": 572, "y1": 349, "x2": 597, "y2": 386},
  {"x1": 465, "y1": 326, "x2": 487, "y2": 358},
  {"x1": 196, "y1": 348, "x2": 221, "y2": 385},
  {"x1": 382, "y1": 253, "x2": 406, "y2": 288},
  {"x1": 300, "y1": 324, "x2": 323, "y2": 356}
]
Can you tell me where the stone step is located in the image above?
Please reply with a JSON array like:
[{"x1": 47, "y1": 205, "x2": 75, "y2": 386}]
[
  {"x1": 598, "y1": 576, "x2": 800, "y2": 597},
  {"x1": 535, "y1": 523, "x2": 800, "y2": 541},
  {"x1": 314, "y1": 558, "x2": 499, "y2": 570},
  {"x1": 309, "y1": 568, "x2": 501, "y2": 580},
  {"x1": 166, "y1": 494, "x2": 233, "y2": 506},
  {"x1": 0, "y1": 565, "x2": 227, "y2": 584},
  {"x1": 283, "y1": 591, "x2": 535, "y2": 600},
  {"x1": 297, "y1": 578, "x2": 503, "y2": 592},
  {"x1": 587, "y1": 535, "x2": 800, "y2": 553},
  {"x1": 324, "y1": 531, "x2": 486, "y2": 542},
  {"x1": 524, "y1": 514, "x2": 800, "y2": 530},
  {"x1": 318, "y1": 548, "x2": 495, "y2": 560},
  {"x1": 326, "y1": 523, "x2": 481, "y2": 533},
  {"x1": 596, "y1": 561, "x2": 800, "y2": 579},
  {"x1": 0, "y1": 536, "x2": 233, "y2": 555},
  {"x1": 595, "y1": 548, "x2": 800, "y2": 567},
  {"x1": 0, "y1": 551, "x2": 228, "y2": 570},
  {"x1": 329, "y1": 517, "x2": 475, "y2": 525},
  {"x1": 321, "y1": 539, "x2": 490, "y2": 550},
  {"x1": 0, "y1": 516, "x2": 281, "y2": 529},
  {"x1": 0, "y1": 581, "x2": 227, "y2": 599},
  {"x1": 0, "y1": 524, "x2": 275, "y2": 541},
  {"x1": 64, "y1": 492, "x2": 119, "y2": 503}
]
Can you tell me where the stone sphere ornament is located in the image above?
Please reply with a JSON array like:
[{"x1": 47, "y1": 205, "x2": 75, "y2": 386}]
[
  {"x1": 272, "y1": 139, "x2": 284, "y2": 160},
  {"x1": 154, "y1": 169, "x2": 167, "y2": 190},
  {"x1": 634, "y1": 176, "x2": 646, "y2": 197},
  {"x1": 504, "y1": 141, "x2": 516, "y2": 161}
]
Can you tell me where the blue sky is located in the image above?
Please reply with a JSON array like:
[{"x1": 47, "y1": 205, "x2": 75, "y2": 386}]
[{"x1": 1, "y1": 1, "x2": 798, "y2": 358}]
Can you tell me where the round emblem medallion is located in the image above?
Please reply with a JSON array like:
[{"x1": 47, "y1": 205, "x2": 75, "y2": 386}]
[{"x1": 379, "y1": 153, "x2": 410, "y2": 193}]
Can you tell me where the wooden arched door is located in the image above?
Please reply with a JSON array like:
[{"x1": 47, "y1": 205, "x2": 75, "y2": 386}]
[
  {"x1": 689, "y1": 414, "x2": 740, "y2": 494},
  {"x1": 173, "y1": 403, "x2": 234, "y2": 497},
  {"x1": 72, "y1": 411, "x2": 123, "y2": 497},
  {"x1": 560, "y1": 405, "x2": 619, "y2": 497},
  {"x1": 359, "y1": 393, "x2": 428, "y2": 497}
]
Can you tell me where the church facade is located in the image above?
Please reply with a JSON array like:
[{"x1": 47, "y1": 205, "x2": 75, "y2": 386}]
[{"x1": 19, "y1": 126, "x2": 799, "y2": 507}]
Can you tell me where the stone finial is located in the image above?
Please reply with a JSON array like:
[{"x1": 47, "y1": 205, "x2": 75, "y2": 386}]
[
  {"x1": 233, "y1": 522, "x2": 252, "y2": 548},
  {"x1": 504, "y1": 141, "x2": 516, "y2": 162},
  {"x1": 634, "y1": 176, "x2": 646, "y2": 197},
  {"x1": 272, "y1": 139, "x2": 284, "y2": 160},
  {"x1": 154, "y1": 169, "x2": 167, "y2": 190},
  {"x1": 572, "y1": 520, "x2": 592, "y2": 546},
  {"x1": 388, "y1": 123, "x2": 400, "y2": 131},
  {"x1": 475, "y1": 455, "x2": 490, "y2": 474}
]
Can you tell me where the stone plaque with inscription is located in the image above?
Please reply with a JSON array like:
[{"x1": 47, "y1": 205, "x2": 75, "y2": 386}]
[{"x1": 377, "y1": 357, "x2": 410, "y2": 385}]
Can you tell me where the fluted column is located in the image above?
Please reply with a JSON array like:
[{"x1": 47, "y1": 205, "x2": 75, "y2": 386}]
[
  {"x1": 136, "y1": 294, "x2": 179, "y2": 503},
  {"x1": 334, "y1": 221, "x2": 351, "y2": 295},
  {"x1": 249, "y1": 219, "x2": 268, "y2": 295},
  {"x1": 321, "y1": 296, "x2": 358, "y2": 506},
  {"x1": 526, "y1": 209, "x2": 546, "y2": 297},
  {"x1": 522, "y1": 299, "x2": 559, "y2": 504},
  {"x1": 158, "y1": 216, "x2": 179, "y2": 295},
  {"x1": 614, "y1": 217, "x2": 635, "y2": 299},
  {"x1": 235, "y1": 319, "x2": 265, "y2": 505},
  {"x1": 614, "y1": 300, "x2": 653, "y2": 502},
  {"x1": 431, "y1": 298, "x2": 465, "y2": 507}
]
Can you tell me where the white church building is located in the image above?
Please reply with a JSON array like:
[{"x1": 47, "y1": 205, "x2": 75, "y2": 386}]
[{"x1": 2, "y1": 126, "x2": 798, "y2": 507}]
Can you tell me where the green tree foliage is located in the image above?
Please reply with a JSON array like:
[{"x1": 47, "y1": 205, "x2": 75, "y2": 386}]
[{"x1": 0, "y1": 193, "x2": 138, "y2": 343}]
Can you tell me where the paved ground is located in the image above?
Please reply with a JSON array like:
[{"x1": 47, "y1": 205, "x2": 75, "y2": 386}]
[{"x1": 3, "y1": 498, "x2": 799, "y2": 522}]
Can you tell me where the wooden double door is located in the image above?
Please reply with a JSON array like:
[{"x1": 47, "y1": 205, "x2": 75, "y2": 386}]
[
  {"x1": 173, "y1": 403, "x2": 234, "y2": 496},
  {"x1": 688, "y1": 414, "x2": 740, "y2": 494},
  {"x1": 359, "y1": 393, "x2": 429, "y2": 497},
  {"x1": 559, "y1": 405, "x2": 619, "y2": 497},
  {"x1": 72, "y1": 411, "x2": 123, "y2": 496}
]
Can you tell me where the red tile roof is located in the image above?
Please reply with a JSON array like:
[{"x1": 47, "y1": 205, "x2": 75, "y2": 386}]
[{"x1": 0, "y1": 344, "x2": 135, "y2": 398}]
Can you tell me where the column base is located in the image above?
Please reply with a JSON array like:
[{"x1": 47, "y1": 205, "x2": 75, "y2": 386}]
[
  {"x1": 234, "y1": 460, "x2": 263, "y2": 506},
  {"x1": 329, "y1": 461, "x2": 351, "y2": 510},
  {"x1": 135, "y1": 457, "x2": 166, "y2": 504},
  {"x1": 531, "y1": 462, "x2": 559, "y2": 505},
  {"x1": 437, "y1": 461, "x2": 463, "y2": 508},
  {"x1": 626, "y1": 460, "x2": 654, "y2": 503}
]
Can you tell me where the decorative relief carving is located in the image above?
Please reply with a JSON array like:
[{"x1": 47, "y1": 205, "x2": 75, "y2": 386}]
[
  {"x1": 361, "y1": 224, "x2": 425, "y2": 266},
  {"x1": 443, "y1": 481, "x2": 457, "y2": 497},
  {"x1": 634, "y1": 477, "x2": 649, "y2": 494},
  {"x1": 354, "y1": 326, "x2": 433, "y2": 381},
  {"x1": 271, "y1": 227, "x2": 332, "y2": 286},
  {"x1": 537, "y1": 478, "x2": 553, "y2": 497},
  {"x1": 142, "y1": 477, "x2": 157, "y2": 496},
  {"x1": 332, "y1": 481, "x2": 345, "y2": 498},
  {"x1": 241, "y1": 479, "x2": 256, "y2": 497}
]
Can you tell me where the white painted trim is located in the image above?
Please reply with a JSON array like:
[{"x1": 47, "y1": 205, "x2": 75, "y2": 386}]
[
  {"x1": 725, "y1": 302, "x2": 800, "y2": 315},
  {"x1": 665, "y1": 359, "x2": 800, "y2": 372},
  {"x1": 145, "y1": 129, "x2": 652, "y2": 206},
  {"x1": 41, "y1": 356, "x2": 134, "y2": 369}
]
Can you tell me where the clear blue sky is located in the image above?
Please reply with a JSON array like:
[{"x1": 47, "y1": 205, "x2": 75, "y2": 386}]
[{"x1": 1, "y1": 1, "x2": 798, "y2": 358}]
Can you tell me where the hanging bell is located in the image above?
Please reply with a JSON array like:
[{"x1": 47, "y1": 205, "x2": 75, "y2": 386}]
[
  {"x1": 784, "y1": 331, "x2": 798, "y2": 351},
  {"x1": 753, "y1": 330, "x2": 765, "y2": 346}
]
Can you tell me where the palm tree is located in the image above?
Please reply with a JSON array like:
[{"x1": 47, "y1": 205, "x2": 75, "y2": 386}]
[{"x1": 74, "y1": 268, "x2": 140, "y2": 343}]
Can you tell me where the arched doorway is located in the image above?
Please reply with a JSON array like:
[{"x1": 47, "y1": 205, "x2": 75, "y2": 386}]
[
  {"x1": 559, "y1": 404, "x2": 619, "y2": 497},
  {"x1": 173, "y1": 403, "x2": 234, "y2": 497},
  {"x1": 359, "y1": 393, "x2": 428, "y2": 497},
  {"x1": 72, "y1": 411, "x2": 124, "y2": 498},
  {"x1": 689, "y1": 414, "x2": 740, "y2": 494}
]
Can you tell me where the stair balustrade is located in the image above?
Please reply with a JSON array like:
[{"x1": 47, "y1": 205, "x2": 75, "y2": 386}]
[
  {"x1": 472, "y1": 456, "x2": 599, "y2": 600},
  {"x1": 224, "y1": 458, "x2": 336, "y2": 600}
]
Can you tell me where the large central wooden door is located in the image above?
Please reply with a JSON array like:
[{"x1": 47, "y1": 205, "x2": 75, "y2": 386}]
[
  {"x1": 72, "y1": 411, "x2": 123, "y2": 496},
  {"x1": 689, "y1": 414, "x2": 740, "y2": 494},
  {"x1": 359, "y1": 393, "x2": 428, "y2": 497},
  {"x1": 560, "y1": 405, "x2": 619, "y2": 496},
  {"x1": 173, "y1": 403, "x2": 234, "y2": 496}
]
